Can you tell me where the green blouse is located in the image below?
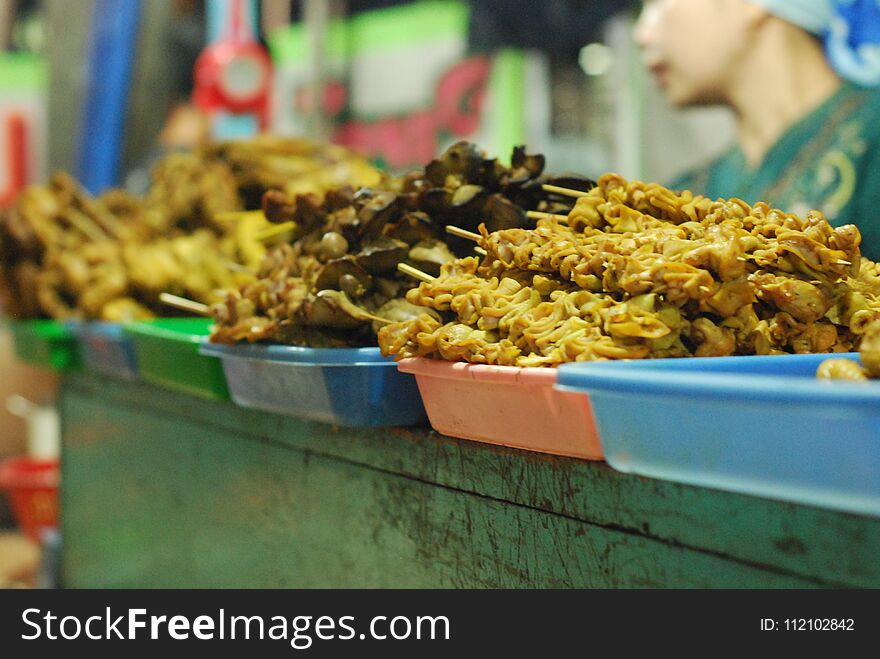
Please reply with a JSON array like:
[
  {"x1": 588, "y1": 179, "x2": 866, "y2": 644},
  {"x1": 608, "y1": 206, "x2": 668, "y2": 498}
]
[{"x1": 669, "y1": 82, "x2": 880, "y2": 260}]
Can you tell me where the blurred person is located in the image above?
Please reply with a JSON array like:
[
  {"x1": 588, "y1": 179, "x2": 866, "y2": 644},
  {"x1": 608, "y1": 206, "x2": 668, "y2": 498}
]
[
  {"x1": 634, "y1": 0, "x2": 880, "y2": 258},
  {"x1": 125, "y1": 3, "x2": 209, "y2": 194}
]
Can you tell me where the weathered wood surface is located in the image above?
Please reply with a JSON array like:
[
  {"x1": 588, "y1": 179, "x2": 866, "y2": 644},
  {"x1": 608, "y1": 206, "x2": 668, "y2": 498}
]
[{"x1": 60, "y1": 373, "x2": 880, "y2": 588}]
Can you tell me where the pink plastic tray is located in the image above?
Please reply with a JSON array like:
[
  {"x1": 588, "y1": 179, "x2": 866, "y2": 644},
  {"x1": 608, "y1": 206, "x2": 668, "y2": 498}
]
[{"x1": 397, "y1": 358, "x2": 602, "y2": 460}]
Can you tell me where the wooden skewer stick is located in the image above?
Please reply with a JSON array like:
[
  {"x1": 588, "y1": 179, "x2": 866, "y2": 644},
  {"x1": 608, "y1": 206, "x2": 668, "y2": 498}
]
[
  {"x1": 67, "y1": 209, "x2": 111, "y2": 242},
  {"x1": 225, "y1": 261, "x2": 255, "y2": 275},
  {"x1": 474, "y1": 246, "x2": 488, "y2": 256},
  {"x1": 398, "y1": 263, "x2": 436, "y2": 283},
  {"x1": 314, "y1": 290, "x2": 396, "y2": 325},
  {"x1": 836, "y1": 260, "x2": 852, "y2": 266},
  {"x1": 214, "y1": 210, "x2": 267, "y2": 222},
  {"x1": 542, "y1": 183, "x2": 588, "y2": 199},
  {"x1": 361, "y1": 311, "x2": 397, "y2": 325},
  {"x1": 159, "y1": 293, "x2": 210, "y2": 316},
  {"x1": 255, "y1": 221, "x2": 296, "y2": 241},
  {"x1": 90, "y1": 207, "x2": 127, "y2": 239},
  {"x1": 527, "y1": 210, "x2": 569, "y2": 223},
  {"x1": 445, "y1": 225, "x2": 481, "y2": 242}
]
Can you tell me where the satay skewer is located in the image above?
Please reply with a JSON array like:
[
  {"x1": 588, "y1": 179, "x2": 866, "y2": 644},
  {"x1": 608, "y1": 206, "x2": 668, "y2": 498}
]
[
  {"x1": 88, "y1": 207, "x2": 127, "y2": 239},
  {"x1": 542, "y1": 183, "x2": 589, "y2": 199},
  {"x1": 214, "y1": 210, "x2": 267, "y2": 222},
  {"x1": 474, "y1": 246, "x2": 488, "y2": 256},
  {"x1": 67, "y1": 210, "x2": 111, "y2": 242},
  {"x1": 357, "y1": 310, "x2": 396, "y2": 325},
  {"x1": 397, "y1": 263, "x2": 436, "y2": 283},
  {"x1": 527, "y1": 210, "x2": 569, "y2": 223},
  {"x1": 444, "y1": 225, "x2": 481, "y2": 242},
  {"x1": 225, "y1": 261, "x2": 255, "y2": 275},
  {"x1": 255, "y1": 221, "x2": 296, "y2": 241},
  {"x1": 159, "y1": 292, "x2": 210, "y2": 316}
]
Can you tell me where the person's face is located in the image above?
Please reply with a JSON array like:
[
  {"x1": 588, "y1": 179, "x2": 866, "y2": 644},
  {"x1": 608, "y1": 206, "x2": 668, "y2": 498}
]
[{"x1": 634, "y1": 0, "x2": 757, "y2": 106}]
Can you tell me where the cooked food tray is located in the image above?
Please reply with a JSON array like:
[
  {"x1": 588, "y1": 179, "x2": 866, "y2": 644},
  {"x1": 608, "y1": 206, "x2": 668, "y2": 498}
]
[
  {"x1": 398, "y1": 358, "x2": 602, "y2": 459},
  {"x1": 200, "y1": 343, "x2": 426, "y2": 427},
  {"x1": 124, "y1": 319, "x2": 229, "y2": 401},
  {"x1": 556, "y1": 353, "x2": 880, "y2": 516}
]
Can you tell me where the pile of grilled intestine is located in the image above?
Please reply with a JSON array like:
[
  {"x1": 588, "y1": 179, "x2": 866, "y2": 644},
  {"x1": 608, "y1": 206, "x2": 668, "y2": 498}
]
[
  {"x1": 378, "y1": 173, "x2": 880, "y2": 367},
  {"x1": 209, "y1": 142, "x2": 593, "y2": 347}
]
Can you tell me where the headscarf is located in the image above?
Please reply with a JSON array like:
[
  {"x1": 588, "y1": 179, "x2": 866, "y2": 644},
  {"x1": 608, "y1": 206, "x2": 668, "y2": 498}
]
[
  {"x1": 826, "y1": 1, "x2": 880, "y2": 86},
  {"x1": 747, "y1": 0, "x2": 833, "y2": 34},
  {"x1": 748, "y1": 0, "x2": 880, "y2": 86}
]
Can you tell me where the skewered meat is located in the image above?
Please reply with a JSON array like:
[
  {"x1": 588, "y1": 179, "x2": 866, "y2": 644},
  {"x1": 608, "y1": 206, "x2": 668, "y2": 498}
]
[
  {"x1": 381, "y1": 174, "x2": 880, "y2": 366},
  {"x1": 209, "y1": 142, "x2": 584, "y2": 347},
  {"x1": 0, "y1": 138, "x2": 381, "y2": 319}
]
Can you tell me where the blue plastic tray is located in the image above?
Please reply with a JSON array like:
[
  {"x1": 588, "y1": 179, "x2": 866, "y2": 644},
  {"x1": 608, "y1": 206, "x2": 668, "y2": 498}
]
[
  {"x1": 199, "y1": 343, "x2": 427, "y2": 427},
  {"x1": 556, "y1": 353, "x2": 880, "y2": 516},
  {"x1": 67, "y1": 321, "x2": 138, "y2": 379}
]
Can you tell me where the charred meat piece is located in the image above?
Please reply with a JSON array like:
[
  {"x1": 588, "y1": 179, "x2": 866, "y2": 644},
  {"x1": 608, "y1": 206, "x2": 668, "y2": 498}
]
[
  {"x1": 262, "y1": 189, "x2": 297, "y2": 224},
  {"x1": 482, "y1": 194, "x2": 528, "y2": 233},
  {"x1": 408, "y1": 240, "x2": 456, "y2": 277},
  {"x1": 316, "y1": 231, "x2": 349, "y2": 261},
  {"x1": 424, "y1": 141, "x2": 486, "y2": 187},
  {"x1": 355, "y1": 236, "x2": 409, "y2": 274},
  {"x1": 382, "y1": 211, "x2": 438, "y2": 244},
  {"x1": 357, "y1": 191, "x2": 401, "y2": 240},
  {"x1": 304, "y1": 289, "x2": 374, "y2": 328},
  {"x1": 314, "y1": 256, "x2": 373, "y2": 298}
]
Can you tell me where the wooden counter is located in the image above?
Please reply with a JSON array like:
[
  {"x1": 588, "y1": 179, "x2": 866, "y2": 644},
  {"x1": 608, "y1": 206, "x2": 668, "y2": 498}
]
[{"x1": 59, "y1": 372, "x2": 880, "y2": 588}]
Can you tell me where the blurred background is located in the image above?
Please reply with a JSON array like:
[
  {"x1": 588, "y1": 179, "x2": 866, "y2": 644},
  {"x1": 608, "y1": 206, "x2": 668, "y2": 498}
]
[{"x1": 0, "y1": 0, "x2": 736, "y2": 585}]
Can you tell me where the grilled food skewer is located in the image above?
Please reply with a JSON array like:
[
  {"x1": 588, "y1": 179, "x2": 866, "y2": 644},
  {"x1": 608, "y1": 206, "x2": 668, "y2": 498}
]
[
  {"x1": 159, "y1": 292, "x2": 210, "y2": 316},
  {"x1": 397, "y1": 263, "x2": 436, "y2": 283}
]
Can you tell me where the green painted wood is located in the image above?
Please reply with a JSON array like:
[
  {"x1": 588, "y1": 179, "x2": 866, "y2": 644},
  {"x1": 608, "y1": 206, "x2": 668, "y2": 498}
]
[{"x1": 60, "y1": 373, "x2": 880, "y2": 588}]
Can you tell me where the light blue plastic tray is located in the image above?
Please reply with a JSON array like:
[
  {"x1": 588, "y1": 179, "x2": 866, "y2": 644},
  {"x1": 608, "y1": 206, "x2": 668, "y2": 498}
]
[
  {"x1": 67, "y1": 321, "x2": 138, "y2": 379},
  {"x1": 199, "y1": 343, "x2": 427, "y2": 427},
  {"x1": 556, "y1": 353, "x2": 880, "y2": 517}
]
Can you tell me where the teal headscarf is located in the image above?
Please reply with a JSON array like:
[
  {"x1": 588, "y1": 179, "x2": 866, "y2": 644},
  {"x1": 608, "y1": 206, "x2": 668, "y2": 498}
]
[
  {"x1": 748, "y1": 0, "x2": 880, "y2": 86},
  {"x1": 748, "y1": 0, "x2": 834, "y2": 34}
]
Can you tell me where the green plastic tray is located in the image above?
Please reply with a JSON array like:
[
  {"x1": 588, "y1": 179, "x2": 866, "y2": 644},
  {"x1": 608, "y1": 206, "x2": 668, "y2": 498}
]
[
  {"x1": 8, "y1": 319, "x2": 82, "y2": 371},
  {"x1": 123, "y1": 318, "x2": 230, "y2": 401}
]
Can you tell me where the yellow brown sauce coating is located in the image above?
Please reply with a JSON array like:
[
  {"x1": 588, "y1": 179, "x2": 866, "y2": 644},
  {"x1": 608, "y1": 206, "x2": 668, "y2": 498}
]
[
  {"x1": 816, "y1": 319, "x2": 880, "y2": 380},
  {"x1": 380, "y1": 173, "x2": 880, "y2": 367}
]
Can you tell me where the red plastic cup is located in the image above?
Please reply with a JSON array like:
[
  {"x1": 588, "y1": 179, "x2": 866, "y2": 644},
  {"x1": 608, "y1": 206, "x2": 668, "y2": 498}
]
[{"x1": 0, "y1": 456, "x2": 59, "y2": 542}]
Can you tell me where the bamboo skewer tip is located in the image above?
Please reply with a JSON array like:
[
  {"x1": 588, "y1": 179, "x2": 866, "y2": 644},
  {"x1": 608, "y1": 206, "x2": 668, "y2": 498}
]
[
  {"x1": 225, "y1": 261, "x2": 255, "y2": 275},
  {"x1": 444, "y1": 225, "x2": 481, "y2": 242},
  {"x1": 397, "y1": 262, "x2": 436, "y2": 283},
  {"x1": 159, "y1": 292, "x2": 211, "y2": 316},
  {"x1": 365, "y1": 313, "x2": 396, "y2": 325},
  {"x1": 527, "y1": 210, "x2": 569, "y2": 223},
  {"x1": 541, "y1": 183, "x2": 589, "y2": 199},
  {"x1": 214, "y1": 210, "x2": 267, "y2": 222},
  {"x1": 255, "y1": 221, "x2": 296, "y2": 241}
]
